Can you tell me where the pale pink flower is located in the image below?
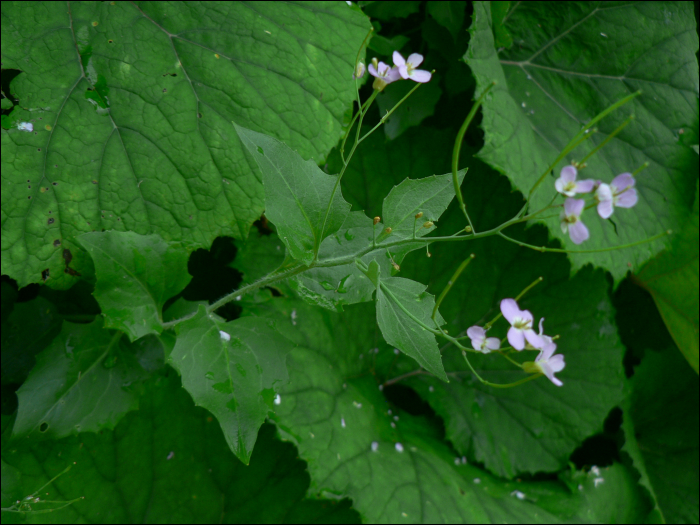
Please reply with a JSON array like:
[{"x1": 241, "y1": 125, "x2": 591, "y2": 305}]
[
  {"x1": 467, "y1": 326, "x2": 501, "y2": 353},
  {"x1": 595, "y1": 173, "x2": 638, "y2": 219},
  {"x1": 500, "y1": 298, "x2": 544, "y2": 351},
  {"x1": 534, "y1": 343, "x2": 565, "y2": 386},
  {"x1": 560, "y1": 198, "x2": 589, "y2": 244},
  {"x1": 392, "y1": 51, "x2": 431, "y2": 83},
  {"x1": 555, "y1": 165, "x2": 595, "y2": 197}
]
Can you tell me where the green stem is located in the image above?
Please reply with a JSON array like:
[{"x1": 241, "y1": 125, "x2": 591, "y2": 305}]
[
  {"x1": 461, "y1": 351, "x2": 542, "y2": 388},
  {"x1": 452, "y1": 82, "x2": 496, "y2": 233},
  {"x1": 497, "y1": 229, "x2": 670, "y2": 254},
  {"x1": 577, "y1": 114, "x2": 635, "y2": 166},
  {"x1": 359, "y1": 80, "x2": 424, "y2": 143},
  {"x1": 528, "y1": 91, "x2": 641, "y2": 199},
  {"x1": 432, "y1": 254, "x2": 475, "y2": 319}
]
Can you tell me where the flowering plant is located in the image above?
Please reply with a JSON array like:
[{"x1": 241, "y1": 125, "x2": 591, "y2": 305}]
[{"x1": 1, "y1": 2, "x2": 696, "y2": 523}]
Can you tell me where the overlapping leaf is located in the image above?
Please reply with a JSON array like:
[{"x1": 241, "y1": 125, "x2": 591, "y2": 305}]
[
  {"x1": 235, "y1": 124, "x2": 352, "y2": 265},
  {"x1": 78, "y1": 231, "x2": 191, "y2": 341},
  {"x1": 636, "y1": 181, "x2": 699, "y2": 372},
  {"x1": 244, "y1": 296, "x2": 648, "y2": 523},
  {"x1": 622, "y1": 348, "x2": 699, "y2": 524},
  {"x1": 465, "y1": 1, "x2": 699, "y2": 282},
  {"x1": 338, "y1": 123, "x2": 627, "y2": 478},
  {"x1": 291, "y1": 166, "x2": 466, "y2": 311},
  {"x1": 1, "y1": 1, "x2": 370, "y2": 288},
  {"x1": 11, "y1": 317, "x2": 147, "y2": 441},
  {"x1": 170, "y1": 305, "x2": 294, "y2": 464},
  {"x1": 2, "y1": 375, "x2": 360, "y2": 523}
]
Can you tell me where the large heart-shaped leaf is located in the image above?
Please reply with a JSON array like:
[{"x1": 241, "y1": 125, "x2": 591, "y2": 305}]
[
  {"x1": 464, "y1": 1, "x2": 699, "y2": 282},
  {"x1": 1, "y1": 1, "x2": 370, "y2": 288}
]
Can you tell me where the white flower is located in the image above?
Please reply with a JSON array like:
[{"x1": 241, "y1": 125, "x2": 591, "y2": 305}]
[
  {"x1": 534, "y1": 343, "x2": 565, "y2": 386},
  {"x1": 18, "y1": 122, "x2": 33, "y2": 132},
  {"x1": 596, "y1": 172, "x2": 638, "y2": 219},
  {"x1": 467, "y1": 325, "x2": 501, "y2": 353},
  {"x1": 500, "y1": 298, "x2": 544, "y2": 351},
  {"x1": 560, "y1": 198, "x2": 589, "y2": 245},
  {"x1": 555, "y1": 165, "x2": 595, "y2": 197},
  {"x1": 392, "y1": 51, "x2": 432, "y2": 83}
]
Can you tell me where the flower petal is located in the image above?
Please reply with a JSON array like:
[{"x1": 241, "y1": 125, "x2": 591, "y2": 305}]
[
  {"x1": 500, "y1": 298, "x2": 520, "y2": 324},
  {"x1": 543, "y1": 365, "x2": 564, "y2": 386},
  {"x1": 368, "y1": 64, "x2": 379, "y2": 78},
  {"x1": 407, "y1": 53, "x2": 424, "y2": 67},
  {"x1": 611, "y1": 172, "x2": 635, "y2": 192},
  {"x1": 408, "y1": 69, "x2": 432, "y2": 83},
  {"x1": 507, "y1": 327, "x2": 526, "y2": 350},
  {"x1": 569, "y1": 220, "x2": 589, "y2": 244},
  {"x1": 548, "y1": 353, "x2": 566, "y2": 373},
  {"x1": 524, "y1": 329, "x2": 545, "y2": 349},
  {"x1": 564, "y1": 197, "x2": 585, "y2": 217},
  {"x1": 392, "y1": 51, "x2": 406, "y2": 67},
  {"x1": 537, "y1": 342, "x2": 557, "y2": 361},
  {"x1": 467, "y1": 326, "x2": 485, "y2": 340},
  {"x1": 485, "y1": 337, "x2": 501, "y2": 350},
  {"x1": 560, "y1": 165, "x2": 577, "y2": 183},
  {"x1": 398, "y1": 64, "x2": 410, "y2": 79},
  {"x1": 574, "y1": 179, "x2": 595, "y2": 193},
  {"x1": 597, "y1": 199, "x2": 614, "y2": 219},
  {"x1": 616, "y1": 188, "x2": 638, "y2": 208}
]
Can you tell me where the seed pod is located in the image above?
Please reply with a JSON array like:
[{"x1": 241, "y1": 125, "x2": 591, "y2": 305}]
[
  {"x1": 415, "y1": 212, "x2": 423, "y2": 219},
  {"x1": 373, "y1": 216, "x2": 380, "y2": 225},
  {"x1": 423, "y1": 221, "x2": 434, "y2": 229}
]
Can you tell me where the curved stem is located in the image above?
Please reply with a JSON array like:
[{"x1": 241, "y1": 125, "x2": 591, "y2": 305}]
[
  {"x1": 359, "y1": 80, "x2": 425, "y2": 143},
  {"x1": 497, "y1": 229, "x2": 670, "y2": 254},
  {"x1": 432, "y1": 254, "x2": 475, "y2": 319},
  {"x1": 452, "y1": 82, "x2": 496, "y2": 233}
]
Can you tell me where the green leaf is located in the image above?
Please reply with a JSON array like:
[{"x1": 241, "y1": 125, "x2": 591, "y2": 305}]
[
  {"x1": 11, "y1": 318, "x2": 145, "y2": 441},
  {"x1": 465, "y1": 1, "x2": 699, "y2": 282},
  {"x1": 1, "y1": 296, "x2": 62, "y2": 385},
  {"x1": 169, "y1": 305, "x2": 293, "y2": 464},
  {"x1": 292, "y1": 168, "x2": 466, "y2": 312},
  {"x1": 636, "y1": 181, "x2": 699, "y2": 373},
  {"x1": 378, "y1": 169, "x2": 466, "y2": 241},
  {"x1": 374, "y1": 265, "x2": 448, "y2": 382},
  {"x1": 1, "y1": 460, "x2": 22, "y2": 508},
  {"x1": 622, "y1": 347, "x2": 699, "y2": 524},
  {"x1": 368, "y1": 33, "x2": 410, "y2": 56},
  {"x1": 235, "y1": 124, "x2": 352, "y2": 265},
  {"x1": 2, "y1": 375, "x2": 360, "y2": 523},
  {"x1": 1, "y1": 1, "x2": 370, "y2": 289},
  {"x1": 427, "y1": 1, "x2": 466, "y2": 41},
  {"x1": 232, "y1": 232, "x2": 287, "y2": 285},
  {"x1": 376, "y1": 80, "x2": 443, "y2": 140},
  {"x1": 329, "y1": 126, "x2": 456, "y2": 217},
  {"x1": 490, "y1": 1, "x2": 513, "y2": 49},
  {"x1": 246, "y1": 297, "x2": 648, "y2": 523},
  {"x1": 77, "y1": 231, "x2": 192, "y2": 341},
  {"x1": 362, "y1": 1, "x2": 421, "y2": 21}
]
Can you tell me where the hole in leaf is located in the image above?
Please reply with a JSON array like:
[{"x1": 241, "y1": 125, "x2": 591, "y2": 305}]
[
  {"x1": 53, "y1": 239, "x2": 61, "y2": 247},
  {"x1": 39, "y1": 422, "x2": 49, "y2": 432},
  {"x1": 47, "y1": 217, "x2": 55, "y2": 225},
  {"x1": 41, "y1": 268, "x2": 50, "y2": 282}
]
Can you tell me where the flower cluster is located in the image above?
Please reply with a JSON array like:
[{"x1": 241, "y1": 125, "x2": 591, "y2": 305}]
[
  {"x1": 467, "y1": 298, "x2": 565, "y2": 386},
  {"x1": 555, "y1": 166, "x2": 638, "y2": 244},
  {"x1": 358, "y1": 51, "x2": 432, "y2": 91}
]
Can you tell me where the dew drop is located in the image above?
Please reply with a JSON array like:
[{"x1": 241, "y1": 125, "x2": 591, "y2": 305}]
[
  {"x1": 395, "y1": 443, "x2": 404, "y2": 453},
  {"x1": 166, "y1": 451, "x2": 174, "y2": 460},
  {"x1": 341, "y1": 418, "x2": 346, "y2": 428},
  {"x1": 521, "y1": 102, "x2": 526, "y2": 108},
  {"x1": 205, "y1": 372, "x2": 215, "y2": 380},
  {"x1": 393, "y1": 348, "x2": 400, "y2": 355},
  {"x1": 473, "y1": 478, "x2": 481, "y2": 484},
  {"x1": 219, "y1": 330, "x2": 231, "y2": 342},
  {"x1": 344, "y1": 230, "x2": 355, "y2": 241},
  {"x1": 320, "y1": 281, "x2": 334, "y2": 291},
  {"x1": 510, "y1": 490, "x2": 526, "y2": 500},
  {"x1": 274, "y1": 394, "x2": 281, "y2": 405},
  {"x1": 371, "y1": 441, "x2": 379, "y2": 452},
  {"x1": 429, "y1": 386, "x2": 434, "y2": 392}
]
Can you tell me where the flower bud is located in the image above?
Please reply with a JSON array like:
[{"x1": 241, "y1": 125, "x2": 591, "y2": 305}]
[
  {"x1": 415, "y1": 212, "x2": 423, "y2": 219},
  {"x1": 391, "y1": 260, "x2": 400, "y2": 271},
  {"x1": 373, "y1": 216, "x2": 380, "y2": 225},
  {"x1": 371, "y1": 57, "x2": 379, "y2": 70},
  {"x1": 385, "y1": 227, "x2": 392, "y2": 234},
  {"x1": 423, "y1": 221, "x2": 434, "y2": 229},
  {"x1": 353, "y1": 61, "x2": 365, "y2": 79}
]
